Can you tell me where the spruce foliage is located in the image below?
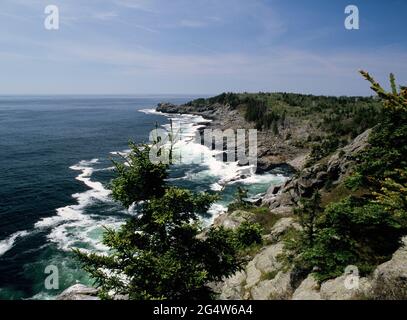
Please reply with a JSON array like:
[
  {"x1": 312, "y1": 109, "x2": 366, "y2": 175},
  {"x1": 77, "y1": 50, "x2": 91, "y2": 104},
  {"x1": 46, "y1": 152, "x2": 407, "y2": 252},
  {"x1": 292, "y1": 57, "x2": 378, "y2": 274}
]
[
  {"x1": 283, "y1": 72, "x2": 407, "y2": 282},
  {"x1": 75, "y1": 142, "x2": 262, "y2": 300}
]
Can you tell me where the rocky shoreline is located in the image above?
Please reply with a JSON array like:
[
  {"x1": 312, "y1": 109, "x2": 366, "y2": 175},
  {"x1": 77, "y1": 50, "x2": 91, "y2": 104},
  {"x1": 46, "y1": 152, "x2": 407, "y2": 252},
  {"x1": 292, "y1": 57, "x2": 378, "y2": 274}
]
[
  {"x1": 210, "y1": 129, "x2": 370, "y2": 300},
  {"x1": 157, "y1": 102, "x2": 310, "y2": 173},
  {"x1": 155, "y1": 101, "x2": 407, "y2": 300},
  {"x1": 57, "y1": 101, "x2": 406, "y2": 300}
]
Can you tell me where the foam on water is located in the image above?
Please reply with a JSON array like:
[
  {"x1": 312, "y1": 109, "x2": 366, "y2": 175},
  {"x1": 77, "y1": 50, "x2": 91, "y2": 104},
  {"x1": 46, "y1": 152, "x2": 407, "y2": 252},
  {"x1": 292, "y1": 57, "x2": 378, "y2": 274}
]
[
  {"x1": 206, "y1": 203, "x2": 228, "y2": 224},
  {"x1": 148, "y1": 108, "x2": 289, "y2": 221},
  {"x1": 35, "y1": 159, "x2": 111, "y2": 229},
  {"x1": 0, "y1": 230, "x2": 30, "y2": 257},
  {"x1": 156, "y1": 110, "x2": 286, "y2": 184},
  {"x1": 0, "y1": 104, "x2": 293, "y2": 300},
  {"x1": 46, "y1": 216, "x2": 123, "y2": 253},
  {"x1": 2, "y1": 108, "x2": 288, "y2": 259},
  {"x1": 34, "y1": 159, "x2": 118, "y2": 252}
]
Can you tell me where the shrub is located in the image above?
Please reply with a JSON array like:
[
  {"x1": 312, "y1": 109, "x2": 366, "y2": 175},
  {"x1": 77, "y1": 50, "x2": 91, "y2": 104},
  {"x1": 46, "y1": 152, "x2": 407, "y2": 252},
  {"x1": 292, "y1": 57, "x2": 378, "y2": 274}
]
[
  {"x1": 234, "y1": 221, "x2": 263, "y2": 248},
  {"x1": 283, "y1": 72, "x2": 407, "y2": 283}
]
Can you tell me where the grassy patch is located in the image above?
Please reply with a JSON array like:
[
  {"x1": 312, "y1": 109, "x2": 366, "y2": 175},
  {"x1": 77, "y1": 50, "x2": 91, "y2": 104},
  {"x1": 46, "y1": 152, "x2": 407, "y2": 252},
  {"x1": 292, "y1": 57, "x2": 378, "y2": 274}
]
[
  {"x1": 238, "y1": 242, "x2": 264, "y2": 259},
  {"x1": 227, "y1": 203, "x2": 282, "y2": 235},
  {"x1": 251, "y1": 208, "x2": 283, "y2": 234},
  {"x1": 260, "y1": 270, "x2": 279, "y2": 281},
  {"x1": 321, "y1": 182, "x2": 369, "y2": 207}
]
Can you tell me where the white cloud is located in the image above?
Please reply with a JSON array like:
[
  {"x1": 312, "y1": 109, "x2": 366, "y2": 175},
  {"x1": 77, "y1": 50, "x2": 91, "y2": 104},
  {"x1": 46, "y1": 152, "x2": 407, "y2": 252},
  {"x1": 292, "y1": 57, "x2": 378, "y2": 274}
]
[
  {"x1": 179, "y1": 19, "x2": 208, "y2": 28},
  {"x1": 92, "y1": 11, "x2": 119, "y2": 21},
  {"x1": 0, "y1": 0, "x2": 405, "y2": 94},
  {"x1": 114, "y1": 0, "x2": 156, "y2": 12}
]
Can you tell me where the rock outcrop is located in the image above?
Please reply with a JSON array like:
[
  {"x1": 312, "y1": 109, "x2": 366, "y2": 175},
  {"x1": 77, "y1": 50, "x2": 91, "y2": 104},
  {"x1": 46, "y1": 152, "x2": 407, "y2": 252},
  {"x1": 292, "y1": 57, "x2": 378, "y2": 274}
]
[
  {"x1": 219, "y1": 242, "x2": 294, "y2": 300},
  {"x1": 292, "y1": 274, "x2": 372, "y2": 300},
  {"x1": 57, "y1": 284, "x2": 100, "y2": 300},
  {"x1": 56, "y1": 284, "x2": 131, "y2": 300},
  {"x1": 213, "y1": 210, "x2": 254, "y2": 230},
  {"x1": 218, "y1": 216, "x2": 299, "y2": 300},
  {"x1": 157, "y1": 102, "x2": 310, "y2": 173},
  {"x1": 262, "y1": 129, "x2": 371, "y2": 213},
  {"x1": 319, "y1": 275, "x2": 372, "y2": 300},
  {"x1": 277, "y1": 236, "x2": 407, "y2": 300},
  {"x1": 263, "y1": 217, "x2": 300, "y2": 243},
  {"x1": 157, "y1": 103, "x2": 407, "y2": 300},
  {"x1": 370, "y1": 236, "x2": 407, "y2": 299},
  {"x1": 292, "y1": 275, "x2": 321, "y2": 300}
]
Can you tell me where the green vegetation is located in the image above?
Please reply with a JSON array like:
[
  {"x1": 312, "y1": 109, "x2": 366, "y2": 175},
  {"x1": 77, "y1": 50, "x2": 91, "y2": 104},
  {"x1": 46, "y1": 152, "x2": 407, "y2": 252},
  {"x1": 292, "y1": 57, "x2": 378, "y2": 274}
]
[
  {"x1": 261, "y1": 270, "x2": 279, "y2": 281},
  {"x1": 185, "y1": 91, "x2": 382, "y2": 136},
  {"x1": 281, "y1": 72, "x2": 407, "y2": 282},
  {"x1": 75, "y1": 143, "x2": 262, "y2": 300},
  {"x1": 185, "y1": 92, "x2": 241, "y2": 109},
  {"x1": 110, "y1": 143, "x2": 167, "y2": 207},
  {"x1": 295, "y1": 191, "x2": 323, "y2": 247},
  {"x1": 307, "y1": 135, "x2": 347, "y2": 165},
  {"x1": 227, "y1": 187, "x2": 281, "y2": 235},
  {"x1": 185, "y1": 90, "x2": 382, "y2": 167},
  {"x1": 227, "y1": 186, "x2": 250, "y2": 212},
  {"x1": 234, "y1": 221, "x2": 263, "y2": 248},
  {"x1": 76, "y1": 71, "x2": 405, "y2": 299}
]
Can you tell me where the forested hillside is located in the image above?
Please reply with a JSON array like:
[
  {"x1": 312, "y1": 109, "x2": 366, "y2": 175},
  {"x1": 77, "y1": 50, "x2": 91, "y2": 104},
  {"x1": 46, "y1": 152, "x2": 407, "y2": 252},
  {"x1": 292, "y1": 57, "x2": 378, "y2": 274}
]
[{"x1": 185, "y1": 91, "x2": 382, "y2": 166}]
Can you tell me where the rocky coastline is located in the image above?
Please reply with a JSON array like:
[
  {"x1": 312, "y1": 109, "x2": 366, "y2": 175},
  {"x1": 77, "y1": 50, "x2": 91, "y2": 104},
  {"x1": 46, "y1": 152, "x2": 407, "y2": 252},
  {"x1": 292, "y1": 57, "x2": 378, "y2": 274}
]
[
  {"x1": 156, "y1": 100, "x2": 407, "y2": 300},
  {"x1": 157, "y1": 102, "x2": 310, "y2": 173},
  {"x1": 57, "y1": 100, "x2": 406, "y2": 300}
]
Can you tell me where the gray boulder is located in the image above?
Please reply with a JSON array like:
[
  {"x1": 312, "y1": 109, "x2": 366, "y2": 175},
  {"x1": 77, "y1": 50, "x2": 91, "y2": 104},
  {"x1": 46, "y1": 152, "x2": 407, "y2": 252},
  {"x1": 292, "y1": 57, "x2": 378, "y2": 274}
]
[
  {"x1": 319, "y1": 275, "x2": 372, "y2": 300},
  {"x1": 57, "y1": 284, "x2": 100, "y2": 300},
  {"x1": 219, "y1": 241, "x2": 294, "y2": 300},
  {"x1": 263, "y1": 217, "x2": 300, "y2": 243},
  {"x1": 213, "y1": 210, "x2": 253, "y2": 229},
  {"x1": 371, "y1": 236, "x2": 407, "y2": 299},
  {"x1": 251, "y1": 271, "x2": 293, "y2": 300},
  {"x1": 292, "y1": 275, "x2": 321, "y2": 300}
]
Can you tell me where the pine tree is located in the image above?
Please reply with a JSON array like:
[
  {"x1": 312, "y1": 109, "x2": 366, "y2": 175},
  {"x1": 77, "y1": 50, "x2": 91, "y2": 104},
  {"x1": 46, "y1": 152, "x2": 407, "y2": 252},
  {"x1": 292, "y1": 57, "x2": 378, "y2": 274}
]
[
  {"x1": 295, "y1": 191, "x2": 322, "y2": 246},
  {"x1": 75, "y1": 142, "x2": 261, "y2": 300},
  {"x1": 283, "y1": 72, "x2": 407, "y2": 283}
]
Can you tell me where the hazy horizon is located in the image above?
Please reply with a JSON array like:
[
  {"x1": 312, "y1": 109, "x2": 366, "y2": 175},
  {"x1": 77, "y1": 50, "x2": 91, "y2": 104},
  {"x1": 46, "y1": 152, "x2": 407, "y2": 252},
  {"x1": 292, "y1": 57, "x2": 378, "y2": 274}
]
[{"x1": 0, "y1": 92, "x2": 379, "y2": 98}]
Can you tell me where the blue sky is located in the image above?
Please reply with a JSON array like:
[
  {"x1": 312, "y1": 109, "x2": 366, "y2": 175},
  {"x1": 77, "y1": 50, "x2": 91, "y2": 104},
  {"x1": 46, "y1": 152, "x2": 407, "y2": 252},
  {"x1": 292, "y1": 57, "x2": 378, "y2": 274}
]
[{"x1": 0, "y1": 0, "x2": 406, "y2": 95}]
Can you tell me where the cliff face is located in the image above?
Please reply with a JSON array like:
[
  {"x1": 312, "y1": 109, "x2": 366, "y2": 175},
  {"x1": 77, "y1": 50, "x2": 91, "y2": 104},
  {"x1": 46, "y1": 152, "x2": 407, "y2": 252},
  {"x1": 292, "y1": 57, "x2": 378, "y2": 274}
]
[
  {"x1": 262, "y1": 128, "x2": 372, "y2": 214},
  {"x1": 212, "y1": 129, "x2": 380, "y2": 300},
  {"x1": 213, "y1": 129, "x2": 407, "y2": 300},
  {"x1": 158, "y1": 98, "x2": 372, "y2": 215},
  {"x1": 156, "y1": 99, "x2": 407, "y2": 300}
]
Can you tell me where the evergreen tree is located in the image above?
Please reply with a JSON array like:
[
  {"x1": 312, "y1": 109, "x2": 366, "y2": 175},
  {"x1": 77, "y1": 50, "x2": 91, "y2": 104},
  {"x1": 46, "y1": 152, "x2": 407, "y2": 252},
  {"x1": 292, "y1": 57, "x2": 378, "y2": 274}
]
[
  {"x1": 283, "y1": 72, "x2": 407, "y2": 282},
  {"x1": 272, "y1": 121, "x2": 279, "y2": 135},
  {"x1": 295, "y1": 191, "x2": 322, "y2": 247},
  {"x1": 75, "y1": 142, "x2": 261, "y2": 300},
  {"x1": 235, "y1": 186, "x2": 248, "y2": 206},
  {"x1": 110, "y1": 143, "x2": 168, "y2": 207}
]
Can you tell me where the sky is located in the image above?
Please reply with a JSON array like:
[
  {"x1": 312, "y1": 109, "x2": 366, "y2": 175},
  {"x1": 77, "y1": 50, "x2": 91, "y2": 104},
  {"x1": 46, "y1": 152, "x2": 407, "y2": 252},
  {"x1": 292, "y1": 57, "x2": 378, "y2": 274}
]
[{"x1": 0, "y1": 0, "x2": 406, "y2": 95}]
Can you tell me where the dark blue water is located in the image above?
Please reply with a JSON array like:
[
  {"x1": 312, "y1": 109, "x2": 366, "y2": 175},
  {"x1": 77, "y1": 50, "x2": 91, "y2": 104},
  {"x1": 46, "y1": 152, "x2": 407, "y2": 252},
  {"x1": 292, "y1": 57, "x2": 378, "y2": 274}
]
[{"x1": 0, "y1": 96, "x2": 285, "y2": 299}]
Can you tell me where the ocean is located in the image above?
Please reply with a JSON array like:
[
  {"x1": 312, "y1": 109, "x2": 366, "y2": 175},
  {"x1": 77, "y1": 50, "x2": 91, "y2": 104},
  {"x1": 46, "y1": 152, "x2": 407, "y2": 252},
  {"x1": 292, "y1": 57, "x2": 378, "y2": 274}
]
[{"x1": 0, "y1": 96, "x2": 287, "y2": 300}]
